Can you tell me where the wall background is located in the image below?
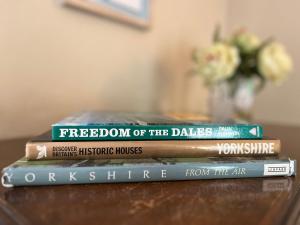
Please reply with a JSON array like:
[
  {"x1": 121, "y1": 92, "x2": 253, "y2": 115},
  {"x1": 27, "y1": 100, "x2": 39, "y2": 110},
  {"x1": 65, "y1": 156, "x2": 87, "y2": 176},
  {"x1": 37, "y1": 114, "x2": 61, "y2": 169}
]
[
  {"x1": 227, "y1": 0, "x2": 300, "y2": 126},
  {"x1": 0, "y1": 0, "x2": 299, "y2": 139},
  {"x1": 0, "y1": 0, "x2": 226, "y2": 139}
]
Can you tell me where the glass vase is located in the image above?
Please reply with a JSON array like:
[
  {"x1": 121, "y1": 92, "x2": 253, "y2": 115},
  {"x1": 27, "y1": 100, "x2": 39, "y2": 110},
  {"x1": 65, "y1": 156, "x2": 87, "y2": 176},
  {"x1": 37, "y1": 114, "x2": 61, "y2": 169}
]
[{"x1": 209, "y1": 77, "x2": 258, "y2": 122}]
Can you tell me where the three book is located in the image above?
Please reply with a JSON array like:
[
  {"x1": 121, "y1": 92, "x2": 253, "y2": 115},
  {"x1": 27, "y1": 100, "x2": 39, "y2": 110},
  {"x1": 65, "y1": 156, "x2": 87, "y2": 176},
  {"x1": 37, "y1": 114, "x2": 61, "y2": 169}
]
[{"x1": 1, "y1": 112, "x2": 296, "y2": 187}]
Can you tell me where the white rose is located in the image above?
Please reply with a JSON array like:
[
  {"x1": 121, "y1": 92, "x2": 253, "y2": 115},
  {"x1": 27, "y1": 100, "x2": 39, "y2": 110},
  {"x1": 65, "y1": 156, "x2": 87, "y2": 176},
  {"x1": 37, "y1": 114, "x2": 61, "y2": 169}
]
[
  {"x1": 231, "y1": 28, "x2": 261, "y2": 53},
  {"x1": 194, "y1": 43, "x2": 240, "y2": 84},
  {"x1": 258, "y1": 42, "x2": 292, "y2": 84}
]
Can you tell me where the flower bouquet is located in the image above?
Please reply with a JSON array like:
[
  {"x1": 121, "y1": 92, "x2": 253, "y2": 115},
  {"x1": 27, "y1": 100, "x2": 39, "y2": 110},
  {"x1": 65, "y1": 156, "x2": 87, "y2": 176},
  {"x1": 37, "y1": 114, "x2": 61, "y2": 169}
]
[{"x1": 192, "y1": 27, "x2": 293, "y2": 121}]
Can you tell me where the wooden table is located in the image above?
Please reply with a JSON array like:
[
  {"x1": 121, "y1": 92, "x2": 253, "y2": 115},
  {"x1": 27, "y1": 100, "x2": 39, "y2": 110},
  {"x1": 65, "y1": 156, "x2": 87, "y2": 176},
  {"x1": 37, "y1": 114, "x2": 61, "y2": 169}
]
[{"x1": 0, "y1": 124, "x2": 300, "y2": 225}]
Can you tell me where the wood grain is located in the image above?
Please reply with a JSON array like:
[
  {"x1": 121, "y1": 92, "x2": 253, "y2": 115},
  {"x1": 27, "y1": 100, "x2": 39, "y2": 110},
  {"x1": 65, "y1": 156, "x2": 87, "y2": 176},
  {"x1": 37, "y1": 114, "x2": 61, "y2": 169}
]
[{"x1": 0, "y1": 124, "x2": 299, "y2": 225}]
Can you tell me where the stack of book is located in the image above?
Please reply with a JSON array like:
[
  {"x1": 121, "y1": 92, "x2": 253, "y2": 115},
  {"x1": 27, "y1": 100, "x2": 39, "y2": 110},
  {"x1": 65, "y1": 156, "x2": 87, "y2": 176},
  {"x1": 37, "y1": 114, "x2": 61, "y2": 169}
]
[{"x1": 1, "y1": 112, "x2": 296, "y2": 187}]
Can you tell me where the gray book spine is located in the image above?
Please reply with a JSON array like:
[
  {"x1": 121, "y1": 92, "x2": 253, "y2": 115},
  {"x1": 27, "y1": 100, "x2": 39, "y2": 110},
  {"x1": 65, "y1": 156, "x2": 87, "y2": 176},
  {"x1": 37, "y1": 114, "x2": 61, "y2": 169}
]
[{"x1": 2, "y1": 160, "x2": 296, "y2": 187}]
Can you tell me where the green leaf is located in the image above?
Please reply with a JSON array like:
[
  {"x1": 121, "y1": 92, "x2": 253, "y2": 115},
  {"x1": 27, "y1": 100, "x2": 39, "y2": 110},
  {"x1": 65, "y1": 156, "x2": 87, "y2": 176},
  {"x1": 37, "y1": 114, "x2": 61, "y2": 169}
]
[
  {"x1": 191, "y1": 48, "x2": 198, "y2": 62},
  {"x1": 213, "y1": 24, "x2": 221, "y2": 43},
  {"x1": 258, "y1": 37, "x2": 274, "y2": 51}
]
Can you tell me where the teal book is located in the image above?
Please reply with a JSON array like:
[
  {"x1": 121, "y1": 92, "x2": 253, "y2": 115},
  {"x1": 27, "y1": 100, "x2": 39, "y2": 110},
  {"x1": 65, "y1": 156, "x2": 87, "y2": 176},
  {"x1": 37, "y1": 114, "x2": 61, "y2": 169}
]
[
  {"x1": 51, "y1": 112, "x2": 263, "y2": 141},
  {"x1": 1, "y1": 157, "x2": 295, "y2": 187}
]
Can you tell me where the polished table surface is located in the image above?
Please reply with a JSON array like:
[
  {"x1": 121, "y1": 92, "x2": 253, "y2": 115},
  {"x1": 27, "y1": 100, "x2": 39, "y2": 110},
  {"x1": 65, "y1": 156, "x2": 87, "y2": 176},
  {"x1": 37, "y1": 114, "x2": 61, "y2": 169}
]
[{"x1": 0, "y1": 124, "x2": 300, "y2": 225}]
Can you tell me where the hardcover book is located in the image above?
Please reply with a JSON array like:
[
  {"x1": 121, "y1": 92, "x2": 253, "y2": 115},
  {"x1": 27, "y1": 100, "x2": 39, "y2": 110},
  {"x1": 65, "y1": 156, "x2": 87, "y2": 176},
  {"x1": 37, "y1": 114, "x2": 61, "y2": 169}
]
[
  {"x1": 52, "y1": 112, "x2": 263, "y2": 141},
  {"x1": 2, "y1": 157, "x2": 295, "y2": 187},
  {"x1": 27, "y1": 132, "x2": 279, "y2": 160}
]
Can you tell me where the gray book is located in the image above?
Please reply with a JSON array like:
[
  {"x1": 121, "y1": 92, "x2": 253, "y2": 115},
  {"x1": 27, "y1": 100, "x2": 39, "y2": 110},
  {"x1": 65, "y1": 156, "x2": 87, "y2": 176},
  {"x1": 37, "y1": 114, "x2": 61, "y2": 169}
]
[{"x1": 1, "y1": 157, "x2": 296, "y2": 187}]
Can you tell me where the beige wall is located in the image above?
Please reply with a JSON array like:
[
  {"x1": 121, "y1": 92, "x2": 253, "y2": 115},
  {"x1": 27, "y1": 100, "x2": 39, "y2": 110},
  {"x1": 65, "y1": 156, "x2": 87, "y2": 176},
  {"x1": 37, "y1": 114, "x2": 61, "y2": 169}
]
[
  {"x1": 2, "y1": 0, "x2": 298, "y2": 140},
  {"x1": 0, "y1": 0, "x2": 227, "y2": 139},
  {"x1": 227, "y1": 0, "x2": 300, "y2": 125}
]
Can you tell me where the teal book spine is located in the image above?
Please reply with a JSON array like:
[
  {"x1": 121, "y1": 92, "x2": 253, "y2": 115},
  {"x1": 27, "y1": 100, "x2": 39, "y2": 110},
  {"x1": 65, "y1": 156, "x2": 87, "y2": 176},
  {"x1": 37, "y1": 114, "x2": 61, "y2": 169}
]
[
  {"x1": 52, "y1": 124, "x2": 263, "y2": 141},
  {"x1": 1, "y1": 158, "x2": 295, "y2": 187}
]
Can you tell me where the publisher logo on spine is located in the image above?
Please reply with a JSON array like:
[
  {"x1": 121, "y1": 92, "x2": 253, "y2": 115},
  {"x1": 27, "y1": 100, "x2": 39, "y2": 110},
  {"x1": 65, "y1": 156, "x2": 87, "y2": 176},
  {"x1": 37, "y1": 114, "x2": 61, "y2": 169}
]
[
  {"x1": 264, "y1": 164, "x2": 289, "y2": 176},
  {"x1": 249, "y1": 127, "x2": 258, "y2": 136},
  {"x1": 36, "y1": 145, "x2": 47, "y2": 159}
]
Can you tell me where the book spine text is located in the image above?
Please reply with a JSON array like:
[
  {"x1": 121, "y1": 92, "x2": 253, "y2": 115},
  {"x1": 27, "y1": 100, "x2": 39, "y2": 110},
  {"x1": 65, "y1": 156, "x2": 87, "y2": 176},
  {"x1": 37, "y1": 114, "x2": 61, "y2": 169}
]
[
  {"x1": 52, "y1": 125, "x2": 263, "y2": 141},
  {"x1": 2, "y1": 160, "x2": 295, "y2": 187},
  {"x1": 26, "y1": 140, "x2": 280, "y2": 160}
]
